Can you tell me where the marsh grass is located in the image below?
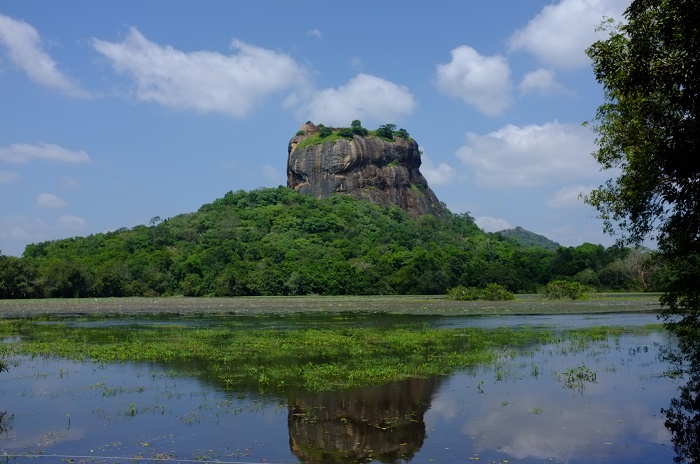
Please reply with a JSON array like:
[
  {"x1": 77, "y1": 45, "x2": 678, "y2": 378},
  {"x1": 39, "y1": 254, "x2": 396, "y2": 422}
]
[{"x1": 0, "y1": 317, "x2": 660, "y2": 392}]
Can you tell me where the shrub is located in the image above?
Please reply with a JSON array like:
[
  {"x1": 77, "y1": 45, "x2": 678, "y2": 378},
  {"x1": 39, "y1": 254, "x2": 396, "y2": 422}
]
[
  {"x1": 375, "y1": 124, "x2": 396, "y2": 140},
  {"x1": 446, "y1": 283, "x2": 514, "y2": 301},
  {"x1": 481, "y1": 283, "x2": 515, "y2": 300},
  {"x1": 295, "y1": 130, "x2": 305, "y2": 136},
  {"x1": 543, "y1": 280, "x2": 587, "y2": 300},
  {"x1": 394, "y1": 128, "x2": 410, "y2": 139},
  {"x1": 318, "y1": 126, "x2": 333, "y2": 138},
  {"x1": 446, "y1": 285, "x2": 481, "y2": 301},
  {"x1": 351, "y1": 120, "x2": 368, "y2": 136},
  {"x1": 337, "y1": 128, "x2": 354, "y2": 139}
]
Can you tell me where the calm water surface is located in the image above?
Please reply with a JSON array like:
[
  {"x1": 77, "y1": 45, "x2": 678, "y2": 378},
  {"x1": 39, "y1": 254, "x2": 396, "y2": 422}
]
[{"x1": 0, "y1": 312, "x2": 683, "y2": 463}]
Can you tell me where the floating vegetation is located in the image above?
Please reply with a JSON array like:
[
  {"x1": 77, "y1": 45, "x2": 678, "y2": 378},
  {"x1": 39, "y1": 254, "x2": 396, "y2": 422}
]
[
  {"x1": 559, "y1": 364, "x2": 598, "y2": 394},
  {"x1": 0, "y1": 317, "x2": 659, "y2": 394}
]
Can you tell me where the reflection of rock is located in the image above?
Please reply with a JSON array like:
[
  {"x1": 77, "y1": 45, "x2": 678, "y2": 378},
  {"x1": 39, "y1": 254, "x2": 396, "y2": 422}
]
[{"x1": 288, "y1": 377, "x2": 441, "y2": 463}]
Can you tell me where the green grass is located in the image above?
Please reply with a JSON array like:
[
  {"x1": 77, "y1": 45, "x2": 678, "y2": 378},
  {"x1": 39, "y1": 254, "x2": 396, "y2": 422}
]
[{"x1": 0, "y1": 318, "x2": 661, "y2": 392}]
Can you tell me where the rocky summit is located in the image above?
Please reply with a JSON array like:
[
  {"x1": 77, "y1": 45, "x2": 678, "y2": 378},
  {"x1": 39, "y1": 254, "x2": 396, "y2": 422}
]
[{"x1": 287, "y1": 123, "x2": 443, "y2": 218}]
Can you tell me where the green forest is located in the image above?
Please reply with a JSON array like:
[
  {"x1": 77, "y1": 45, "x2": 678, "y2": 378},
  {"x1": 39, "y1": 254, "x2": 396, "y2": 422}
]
[{"x1": 0, "y1": 187, "x2": 664, "y2": 299}]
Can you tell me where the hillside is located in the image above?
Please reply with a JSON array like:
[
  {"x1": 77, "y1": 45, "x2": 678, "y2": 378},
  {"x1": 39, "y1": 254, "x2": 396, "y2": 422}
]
[
  {"x1": 2, "y1": 187, "x2": 556, "y2": 298},
  {"x1": 497, "y1": 226, "x2": 561, "y2": 250},
  {"x1": 0, "y1": 187, "x2": 661, "y2": 299}
]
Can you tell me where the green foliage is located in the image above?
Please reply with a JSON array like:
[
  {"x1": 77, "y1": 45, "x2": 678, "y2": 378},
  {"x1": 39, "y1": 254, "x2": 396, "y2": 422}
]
[
  {"x1": 317, "y1": 125, "x2": 332, "y2": 138},
  {"x1": 295, "y1": 130, "x2": 305, "y2": 136},
  {"x1": 497, "y1": 226, "x2": 560, "y2": 250},
  {"x1": 351, "y1": 119, "x2": 368, "y2": 136},
  {"x1": 337, "y1": 127, "x2": 354, "y2": 139},
  {"x1": 1, "y1": 186, "x2": 665, "y2": 299},
  {"x1": 543, "y1": 280, "x2": 588, "y2": 300},
  {"x1": 0, "y1": 319, "x2": 555, "y2": 391},
  {"x1": 446, "y1": 283, "x2": 514, "y2": 301},
  {"x1": 394, "y1": 128, "x2": 410, "y2": 139},
  {"x1": 375, "y1": 124, "x2": 396, "y2": 140},
  {"x1": 585, "y1": 1, "x2": 700, "y2": 322}
]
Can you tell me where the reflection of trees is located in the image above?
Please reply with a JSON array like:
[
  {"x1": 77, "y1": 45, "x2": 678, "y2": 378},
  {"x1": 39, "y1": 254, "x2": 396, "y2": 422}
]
[
  {"x1": 0, "y1": 410, "x2": 13, "y2": 437},
  {"x1": 662, "y1": 327, "x2": 700, "y2": 464},
  {"x1": 288, "y1": 377, "x2": 441, "y2": 463}
]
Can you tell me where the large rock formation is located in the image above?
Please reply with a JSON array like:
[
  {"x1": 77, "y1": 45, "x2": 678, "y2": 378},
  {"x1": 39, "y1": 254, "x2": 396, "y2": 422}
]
[{"x1": 287, "y1": 123, "x2": 443, "y2": 218}]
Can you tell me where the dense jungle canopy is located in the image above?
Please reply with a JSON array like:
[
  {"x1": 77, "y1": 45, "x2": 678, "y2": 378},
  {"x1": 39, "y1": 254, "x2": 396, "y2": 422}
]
[{"x1": 0, "y1": 187, "x2": 663, "y2": 298}]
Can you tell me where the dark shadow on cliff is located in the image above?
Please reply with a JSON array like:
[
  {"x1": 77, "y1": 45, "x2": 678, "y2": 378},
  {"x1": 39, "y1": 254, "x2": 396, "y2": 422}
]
[{"x1": 287, "y1": 377, "x2": 442, "y2": 463}]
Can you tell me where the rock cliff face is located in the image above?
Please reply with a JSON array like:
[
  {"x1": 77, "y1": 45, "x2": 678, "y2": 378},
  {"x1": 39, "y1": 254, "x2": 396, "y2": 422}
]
[{"x1": 287, "y1": 123, "x2": 443, "y2": 218}]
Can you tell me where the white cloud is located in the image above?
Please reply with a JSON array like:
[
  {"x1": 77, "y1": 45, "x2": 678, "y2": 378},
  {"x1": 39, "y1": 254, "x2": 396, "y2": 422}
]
[
  {"x1": 301, "y1": 73, "x2": 416, "y2": 126},
  {"x1": 0, "y1": 171, "x2": 18, "y2": 184},
  {"x1": 60, "y1": 176, "x2": 81, "y2": 190},
  {"x1": 519, "y1": 68, "x2": 570, "y2": 95},
  {"x1": 420, "y1": 154, "x2": 455, "y2": 186},
  {"x1": 0, "y1": 142, "x2": 91, "y2": 164},
  {"x1": 0, "y1": 215, "x2": 46, "y2": 242},
  {"x1": 476, "y1": 216, "x2": 512, "y2": 232},
  {"x1": 92, "y1": 27, "x2": 309, "y2": 117},
  {"x1": 456, "y1": 121, "x2": 599, "y2": 188},
  {"x1": 261, "y1": 164, "x2": 283, "y2": 183},
  {"x1": 547, "y1": 185, "x2": 595, "y2": 208},
  {"x1": 435, "y1": 45, "x2": 511, "y2": 116},
  {"x1": 0, "y1": 14, "x2": 89, "y2": 98},
  {"x1": 349, "y1": 56, "x2": 364, "y2": 71},
  {"x1": 58, "y1": 214, "x2": 86, "y2": 229},
  {"x1": 0, "y1": 214, "x2": 86, "y2": 254},
  {"x1": 307, "y1": 29, "x2": 322, "y2": 39},
  {"x1": 509, "y1": 0, "x2": 629, "y2": 70},
  {"x1": 37, "y1": 193, "x2": 67, "y2": 209}
]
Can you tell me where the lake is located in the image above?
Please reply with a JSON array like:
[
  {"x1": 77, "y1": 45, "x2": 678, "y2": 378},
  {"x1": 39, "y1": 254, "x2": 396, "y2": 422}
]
[{"x1": 0, "y1": 310, "x2": 687, "y2": 463}]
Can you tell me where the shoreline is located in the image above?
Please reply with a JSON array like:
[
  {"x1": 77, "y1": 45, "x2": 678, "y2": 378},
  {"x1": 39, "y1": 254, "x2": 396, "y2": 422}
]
[{"x1": 0, "y1": 293, "x2": 663, "y2": 318}]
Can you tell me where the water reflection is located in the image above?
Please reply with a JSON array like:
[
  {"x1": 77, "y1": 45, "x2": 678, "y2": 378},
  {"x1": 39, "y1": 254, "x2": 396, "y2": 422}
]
[
  {"x1": 288, "y1": 378, "x2": 441, "y2": 463},
  {"x1": 0, "y1": 410, "x2": 12, "y2": 437},
  {"x1": 662, "y1": 326, "x2": 700, "y2": 463}
]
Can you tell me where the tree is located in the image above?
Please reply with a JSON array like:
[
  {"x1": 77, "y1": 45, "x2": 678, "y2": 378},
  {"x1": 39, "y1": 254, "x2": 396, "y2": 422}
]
[
  {"x1": 375, "y1": 124, "x2": 396, "y2": 140},
  {"x1": 585, "y1": 0, "x2": 700, "y2": 324}
]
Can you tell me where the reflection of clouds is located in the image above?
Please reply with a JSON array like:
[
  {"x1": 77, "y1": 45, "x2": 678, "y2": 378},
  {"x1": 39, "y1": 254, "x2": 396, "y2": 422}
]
[
  {"x1": 430, "y1": 333, "x2": 675, "y2": 462},
  {"x1": 425, "y1": 396, "x2": 460, "y2": 420},
  {"x1": 462, "y1": 400, "x2": 669, "y2": 461}
]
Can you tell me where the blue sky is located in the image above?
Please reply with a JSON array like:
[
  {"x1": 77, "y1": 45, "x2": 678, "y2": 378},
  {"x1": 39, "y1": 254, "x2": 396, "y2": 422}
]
[{"x1": 0, "y1": 0, "x2": 630, "y2": 257}]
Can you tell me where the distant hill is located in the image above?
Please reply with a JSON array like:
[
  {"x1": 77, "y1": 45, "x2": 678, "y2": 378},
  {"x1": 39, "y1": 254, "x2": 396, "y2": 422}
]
[{"x1": 496, "y1": 226, "x2": 561, "y2": 250}]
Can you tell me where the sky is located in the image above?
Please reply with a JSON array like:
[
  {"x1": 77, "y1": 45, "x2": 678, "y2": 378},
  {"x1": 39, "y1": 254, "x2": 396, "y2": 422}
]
[{"x1": 0, "y1": 0, "x2": 631, "y2": 257}]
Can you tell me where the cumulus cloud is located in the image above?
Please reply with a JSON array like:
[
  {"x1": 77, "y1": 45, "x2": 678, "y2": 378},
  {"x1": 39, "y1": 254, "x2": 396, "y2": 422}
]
[
  {"x1": 261, "y1": 164, "x2": 283, "y2": 183},
  {"x1": 60, "y1": 176, "x2": 81, "y2": 190},
  {"x1": 37, "y1": 193, "x2": 67, "y2": 209},
  {"x1": 0, "y1": 14, "x2": 89, "y2": 98},
  {"x1": 519, "y1": 68, "x2": 570, "y2": 95},
  {"x1": 0, "y1": 142, "x2": 91, "y2": 164},
  {"x1": 435, "y1": 45, "x2": 511, "y2": 116},
  {"x1": 420, "y1": 154, "x2": 455, "y2": 186},
  {"x1": 306, "y1": 29, "x2": 322, "y2": 39},
  {"x1": 92, "y1": 27, "x2": 309, "y2": 117},
  {"x1": 301, "y1": 73, "x2": 416, "y2": 126},
  {"x1": 509, "y1": 0, "x2": 629, "y2": 70},
  {"x1": 0, "y1": 171, "x2": 19, "y2": 184},
  {"x1": 0, "y1": 214, "x2": 86, "y2": 255},
  {"x1": 476, "y1": 216, "x2": 512, "y2": 232},
  {"x1": 547, "y1": 185, "x2": 595, "y2": 208},
  {"x1": 456, "y1": 121, "x2": 599, "y2": 188},
  {"x1": 58, "y1": 214, "x2": 86, "y2": 229}
]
